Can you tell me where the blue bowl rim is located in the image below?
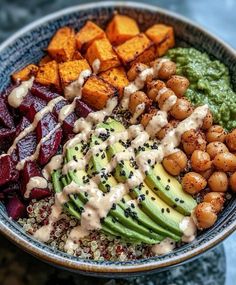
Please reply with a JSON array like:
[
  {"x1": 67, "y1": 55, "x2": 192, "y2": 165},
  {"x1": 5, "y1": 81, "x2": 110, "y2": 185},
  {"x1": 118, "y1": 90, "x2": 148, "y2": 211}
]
[{"x1": 0, "y1": 1, "x2": 235, "y2": 275}]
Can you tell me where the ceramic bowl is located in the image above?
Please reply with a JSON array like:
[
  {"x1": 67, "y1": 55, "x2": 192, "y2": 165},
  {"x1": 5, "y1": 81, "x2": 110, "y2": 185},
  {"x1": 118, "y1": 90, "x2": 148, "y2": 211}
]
[{"x1": 0, "y1": 1, "x2": 235, "y2": 277}]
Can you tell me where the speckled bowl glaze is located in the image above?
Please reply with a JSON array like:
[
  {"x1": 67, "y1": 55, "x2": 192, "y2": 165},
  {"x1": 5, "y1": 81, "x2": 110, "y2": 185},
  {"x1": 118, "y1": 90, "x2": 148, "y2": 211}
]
[{"x1": 0, "y1": 1, "x2": 235, "y2": 277}]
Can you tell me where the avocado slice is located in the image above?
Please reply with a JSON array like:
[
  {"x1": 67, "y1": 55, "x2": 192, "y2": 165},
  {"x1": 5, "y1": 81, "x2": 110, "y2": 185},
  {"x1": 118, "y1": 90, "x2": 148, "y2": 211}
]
[
  {"x1": 138, "y1": 142, "x2": 197, "y2": 215},
  {"x1": 99, "y1": 119, "x2": 184, "y2": 236},
  {"x1": 62, "y1": 142, "x2": 162, "y2": 244},
  {"x1": 88, "y1": 133, "x2": 166, "y2": 242}
]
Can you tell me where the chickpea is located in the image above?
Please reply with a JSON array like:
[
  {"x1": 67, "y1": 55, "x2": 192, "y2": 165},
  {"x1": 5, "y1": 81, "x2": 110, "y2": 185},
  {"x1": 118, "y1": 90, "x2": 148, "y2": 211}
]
[
  {"x1": 170, "y1": 98, "x2": 193, "y2": 120},
  {"x1": 128, "y1": 91, "x2": 151, "y2": 114},
  {"x1": 157, "y1": 89, "x2": 176, "y2": 110},
  {"x1": 208, "y1": 171, "x2": 228, "y2": 192},
  {"x1": 182, "y1": 130, "x2": 207, "y2": 155},
  {"x1": 140, "y1": 108, "x2": 157, "y2": 128},
  {"x1": 203, "y1": 192, "x2": 225, "y2": 213},
  {"x1": 166, "y1": 75, "x2": 189, "y2": 97},
  {"x1": 127, "y1": 63, "x2": 149, "y2": 81},
  {"x1": 206, "y1": 125, "x2": 226, "y2": 143},
  {"x1": 213, "y1": 152, "x2": 236, "y2": 172},
  {"x1": 194, "y1": 202, "x2": 217, "y2": 230},
  {"x1": 198, "y1": 168, "x2": 214, "y2": 180},
  {"x1": 191, "y1": 150, "x2": 212, "y2": 172},
  {"x1": 156, "y1": 60, "x2": 176, "y2": 80},
  {"x1": 147, "y1": 80, "x2": 166, "y2": 101},
  {"x1": 156, "y1": 120, "x2": 179, "y2": 140},
  {"x1": 225, "y1": 129, "x2": 236, "y2": 152},
  {"x1": 181, "y1": 172, "x2": 207, "y2": 195},
  {"x1": 162, "y1": 150, "x2": 187, "y2": 176},
  {"x1": 206, "y1": 142, "x2": 229, "y2": 159},
  {"x1": 202, "y1": 110, "x2": 213, "y2": 130},
  {"x1": 229, "y1": 172, "x2": 236, "y2": 192}
]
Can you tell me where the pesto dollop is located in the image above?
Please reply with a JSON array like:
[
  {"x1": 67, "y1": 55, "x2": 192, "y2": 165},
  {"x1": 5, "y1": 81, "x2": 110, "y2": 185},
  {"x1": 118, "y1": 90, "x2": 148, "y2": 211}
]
[{"x1": 167, "y1": 48, "x2": 236, "y2": 130}]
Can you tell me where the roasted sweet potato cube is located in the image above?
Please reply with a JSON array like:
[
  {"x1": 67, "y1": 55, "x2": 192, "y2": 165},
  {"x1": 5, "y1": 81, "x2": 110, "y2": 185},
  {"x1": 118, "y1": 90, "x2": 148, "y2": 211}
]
[
  {"x1": 47, "y1": 27, "x2": 76, "y2": 62},
  {"x1": 115, "y1": 33, "x2": 153, "y2": 66},
  {"x1": 106, "y1": 14, "x2": 140, "y2": 45},
  {"x1": 130, "y1": 45, "x2": 156, "y2": 66},
  {"x1": 58, "y1": 59, "x2": 91, "y2": 88},
  {"x1": 12, "y1": 64, "x2": 39, "y2": 82},
  {"x1": 85, "y1": 37, "x2": 120, "y2": 73},
  {"x1": 145, "y1": 24, "x2": 175, "y2": 56},
  {"x1": 39, "y1": 55, "x2": 53, "y2": 66},
  {"x1": 73, "y1": 50, "x2": 83, "y2": 60},
  {"x1": 100, "y1": 67, "x2": 129, "y2": 98},
  {"x1": 76, "y1": 21, "x2": 105, "y2": 51},
  {"x1": 35, "y1": 60, "x2": 61, "y2": 91},
  {"x1": 82, "y1": 75, "x2": 118, "y2": 110}
]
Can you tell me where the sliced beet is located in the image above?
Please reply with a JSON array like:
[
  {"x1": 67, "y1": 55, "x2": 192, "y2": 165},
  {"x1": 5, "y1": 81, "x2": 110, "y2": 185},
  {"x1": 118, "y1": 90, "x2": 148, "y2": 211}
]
[
  {"x1": 16, "y1": 116, "x2": 31, "y2": 135},
  {"x1": 75, "y1": 99, "x2": 93, "y2": 118},
  {"x1": 19, "y1": 93, "x2": 47, "y2": 122},
  {"x1": 1, "y1": 182, "x2": 20, "y2": 196},
  {"x1": 30, "y1": 188, "x2": 51, "y2": 199},
  {"x1": 0, "y1": 155, "x2": 19, "y2": 187},
  {"x1": 0, "y1": 97, "x2": 15, "y2": 129},
  {"x1": 6, "y1": 196, "x2": 26, "y2": 220},
  {"x1": 38, "y1": 127, "x2": 62, "y2": 165},
  {"x1": 36, "y1": 112, "x2": 58, "y2": 141},
  {"x1": 0, "y1": 127, "x2": 16, "y2": 151},
  {"x1": 17, "y1": 132, "x2": 37, "y2": 162},
  {"x1": 21, "y1": 161, "x2": 50, "y2": 199},
  {"x1": 31, "y1": 82, "x2": 60, "y2": 102}
]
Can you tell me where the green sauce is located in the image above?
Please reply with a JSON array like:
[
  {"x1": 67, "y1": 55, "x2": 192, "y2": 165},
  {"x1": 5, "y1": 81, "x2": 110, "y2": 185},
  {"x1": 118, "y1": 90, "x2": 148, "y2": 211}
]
[{"x1": 167, "y1": 48, "x2": 236, "y2": 130}]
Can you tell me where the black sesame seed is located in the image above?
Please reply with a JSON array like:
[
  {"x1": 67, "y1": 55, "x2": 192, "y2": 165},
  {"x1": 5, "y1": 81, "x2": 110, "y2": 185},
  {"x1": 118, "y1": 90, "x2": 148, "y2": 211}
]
[
  {"x1": 180, "y1": 200, "x2": 185, "y2": 204},
  {"x1": 156, "y1": 176, "x2": 161, "y2": 181},
  {"x1": 148, "y1": 159, "x2": 151, "y2": 164},
  {"x1": 121, "y1": 198, "x2": 125, "y2": 203},
  {"x1": 161, "y1": 208, "x2": 165, "y2": 213},
  {"x1": 75, "y1": 146, "x2": 79, "y2": 151},
  {"x1": 175, "y1": 198, "x2": 179, "y2": 202},
  {"x1": 151, "y1": 197, "x2": 156, "y2": 201},
  {"x1": 146, "y1": 190, "x2": 149, "y2": 195},
  {"x1": 166, "y1": 208, "x2": 170, "y2": 213},
  {"x1": 111, "y1": 203, "x2": 116, "y2": 210},
  {"x1": 168, "y1": 179, "x2": 171, "y2": 183},
  {"x1": 165, "y1": 185, "x2": 170, "y2": 191},
  {"x1": 131, "y1": 203, "x2": 135, "y2": 209}
]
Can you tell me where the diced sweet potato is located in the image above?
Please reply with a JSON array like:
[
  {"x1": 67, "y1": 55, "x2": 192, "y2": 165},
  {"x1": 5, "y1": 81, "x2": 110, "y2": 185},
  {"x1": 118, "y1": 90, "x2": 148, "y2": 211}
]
[
  {"x1": 47, "y1": 27, "x2": 76, "y2": 62},
  {"x1": 145, "y1": 24, "x2": 175, "y2": 56},
  {"x1": 12, "y1": 64, "x2": 39, "y2": 82},
  {"x1": 58, "y1": 59, "x2": 91, "y2": 88},
  {"x1": 39, "y1": 55, "x2": 53, "y2": 66},
  {"x1": 130, "y1": 45, "x2": 156, "y2": 66},
  {"x1": 106, "y1": 14, "x2": 140, "y2": 45},
  {"x1": 35, "y1": 60, "x2": 61, "y2": 91},
  {"x1": 85, "y1": 37, "x2": 120, "y2": 73},
  {"x1": 100, "y1": 67, "x2": 129, "y2": 98},
  {"x1": 76, "y1": 21, "x2": 105, "y2": 51},
  {"x1": 73, "y1": 50, "x2": 83, "y2": 60},
  {"x1": 115, "y1": 33, "x2": 153, "y2": 66},
  {"x1": 82, "y1": 75, "x2": 118, "y2": 110}
]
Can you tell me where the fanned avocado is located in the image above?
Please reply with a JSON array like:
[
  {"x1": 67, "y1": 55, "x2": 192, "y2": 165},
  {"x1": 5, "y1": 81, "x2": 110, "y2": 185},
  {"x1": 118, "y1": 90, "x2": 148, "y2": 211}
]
[
  {"x1": 56, "y1": 141, "x2": 163, "y2": 244},
  {"x1": 91, "y1": 124, "x2": 180, "y2": 241}
]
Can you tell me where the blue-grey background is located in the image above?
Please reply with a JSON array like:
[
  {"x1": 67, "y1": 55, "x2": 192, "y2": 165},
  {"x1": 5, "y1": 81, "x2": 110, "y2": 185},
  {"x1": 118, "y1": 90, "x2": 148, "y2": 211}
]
[{"x1": 0, "y1": 0, "x2": 235, "y2": 284}]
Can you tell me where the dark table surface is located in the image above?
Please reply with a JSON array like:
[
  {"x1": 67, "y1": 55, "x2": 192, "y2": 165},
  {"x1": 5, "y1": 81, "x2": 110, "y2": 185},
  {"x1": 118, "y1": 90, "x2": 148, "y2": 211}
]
[{"x1": 0, "y1": 0, "x2": 235, "y2": 284}]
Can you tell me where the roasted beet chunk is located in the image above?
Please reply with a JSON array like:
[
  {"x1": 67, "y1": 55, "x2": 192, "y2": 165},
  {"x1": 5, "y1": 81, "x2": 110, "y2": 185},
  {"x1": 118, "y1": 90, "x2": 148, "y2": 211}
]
[
  {"x1": 6, "y1": 196, "x2": 26, "y2": 220},
  {"x1": 17, "y1": 132, "x2": 37, "y2": 162},
  {"x1": 75, "y1": 99, "x2": 93, "y2": 118},
  {"x1": 1, "y1": 182, "x2": 20, "y2": 197},
  {"x1": 31, "y1": 82, "x2": 60, "y2": 102},
  {"x1": 21, "y1": 161, "x2": 50, "y2": 199},
  {"x1": 18, "y1": 93, "x2": 47, "y2": 122},
  {"x1": 36, "y1": 112, "x2": 58, "y2": 140},
  {"x1": 0, "y1": 155, "x2": 19, "y2": 186},
  {"x1": 0, "y1": 127, "x2": 16, "y2": 151},
  {"x1": 0, "y1": 97, "x2": 15, "y2": 129},
  {"x1": 38, "y1": 126, "x2": 62, "y2": 165}
]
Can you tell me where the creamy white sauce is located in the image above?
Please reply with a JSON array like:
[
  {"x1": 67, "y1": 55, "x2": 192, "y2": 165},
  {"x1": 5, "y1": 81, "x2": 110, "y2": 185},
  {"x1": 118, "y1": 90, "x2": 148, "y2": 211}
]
[
  {"x1": 145, "y1": 110, "x2": 168, "y2": 138},
  {"x1": 180, "y1": 216, "x2": 197, "y2": 243},
  {"x1": 130, "y1": 103, "x2": 145, "y2": 124},
  {"x1": 58, "y1": 98, "x2": 77, "y2": 123},
  {"x1": 162, "y1": 94, "x2": 177, "y2": 112},
  {"x1": 64, "y1": 69, "x2": 91, "y2": 100},
  {"x1": 153, "y1": 58, "x2": 170, "y2": 77},
  {"x1": 24, "y1": 176, "x2": 48, "y2": 199},
  {"x1": 151, "y1": 238, "x2": 176, "y2": 255},
  {"x1": 8, "y1": 77, "x2": 34, "y2": 108},
  {"x1": 92, "y1": 59, "x2": 101, "y2": 74},
  {"x1": 42, "y1": 155, "x2": 64, "y2": 180}
]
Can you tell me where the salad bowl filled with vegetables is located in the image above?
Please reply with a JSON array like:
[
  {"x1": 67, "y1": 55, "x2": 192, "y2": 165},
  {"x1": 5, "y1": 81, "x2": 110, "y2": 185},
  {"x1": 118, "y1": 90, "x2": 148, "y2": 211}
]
[{"x1": 0, "y1": 1, "x2": 235, "y2": 277}]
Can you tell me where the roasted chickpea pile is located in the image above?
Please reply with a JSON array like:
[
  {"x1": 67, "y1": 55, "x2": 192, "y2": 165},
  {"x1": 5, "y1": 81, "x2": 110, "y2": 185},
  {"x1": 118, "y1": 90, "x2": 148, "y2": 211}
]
[{"x1": 127, "y1": 59, "x2": 236, "y2": 231}]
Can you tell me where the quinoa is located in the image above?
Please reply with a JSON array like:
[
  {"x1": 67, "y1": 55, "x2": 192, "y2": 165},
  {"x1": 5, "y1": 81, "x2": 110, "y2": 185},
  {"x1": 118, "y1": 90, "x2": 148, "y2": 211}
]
[{"x1": 18, "y1": 197, "x2": 153, "y2": 261}]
